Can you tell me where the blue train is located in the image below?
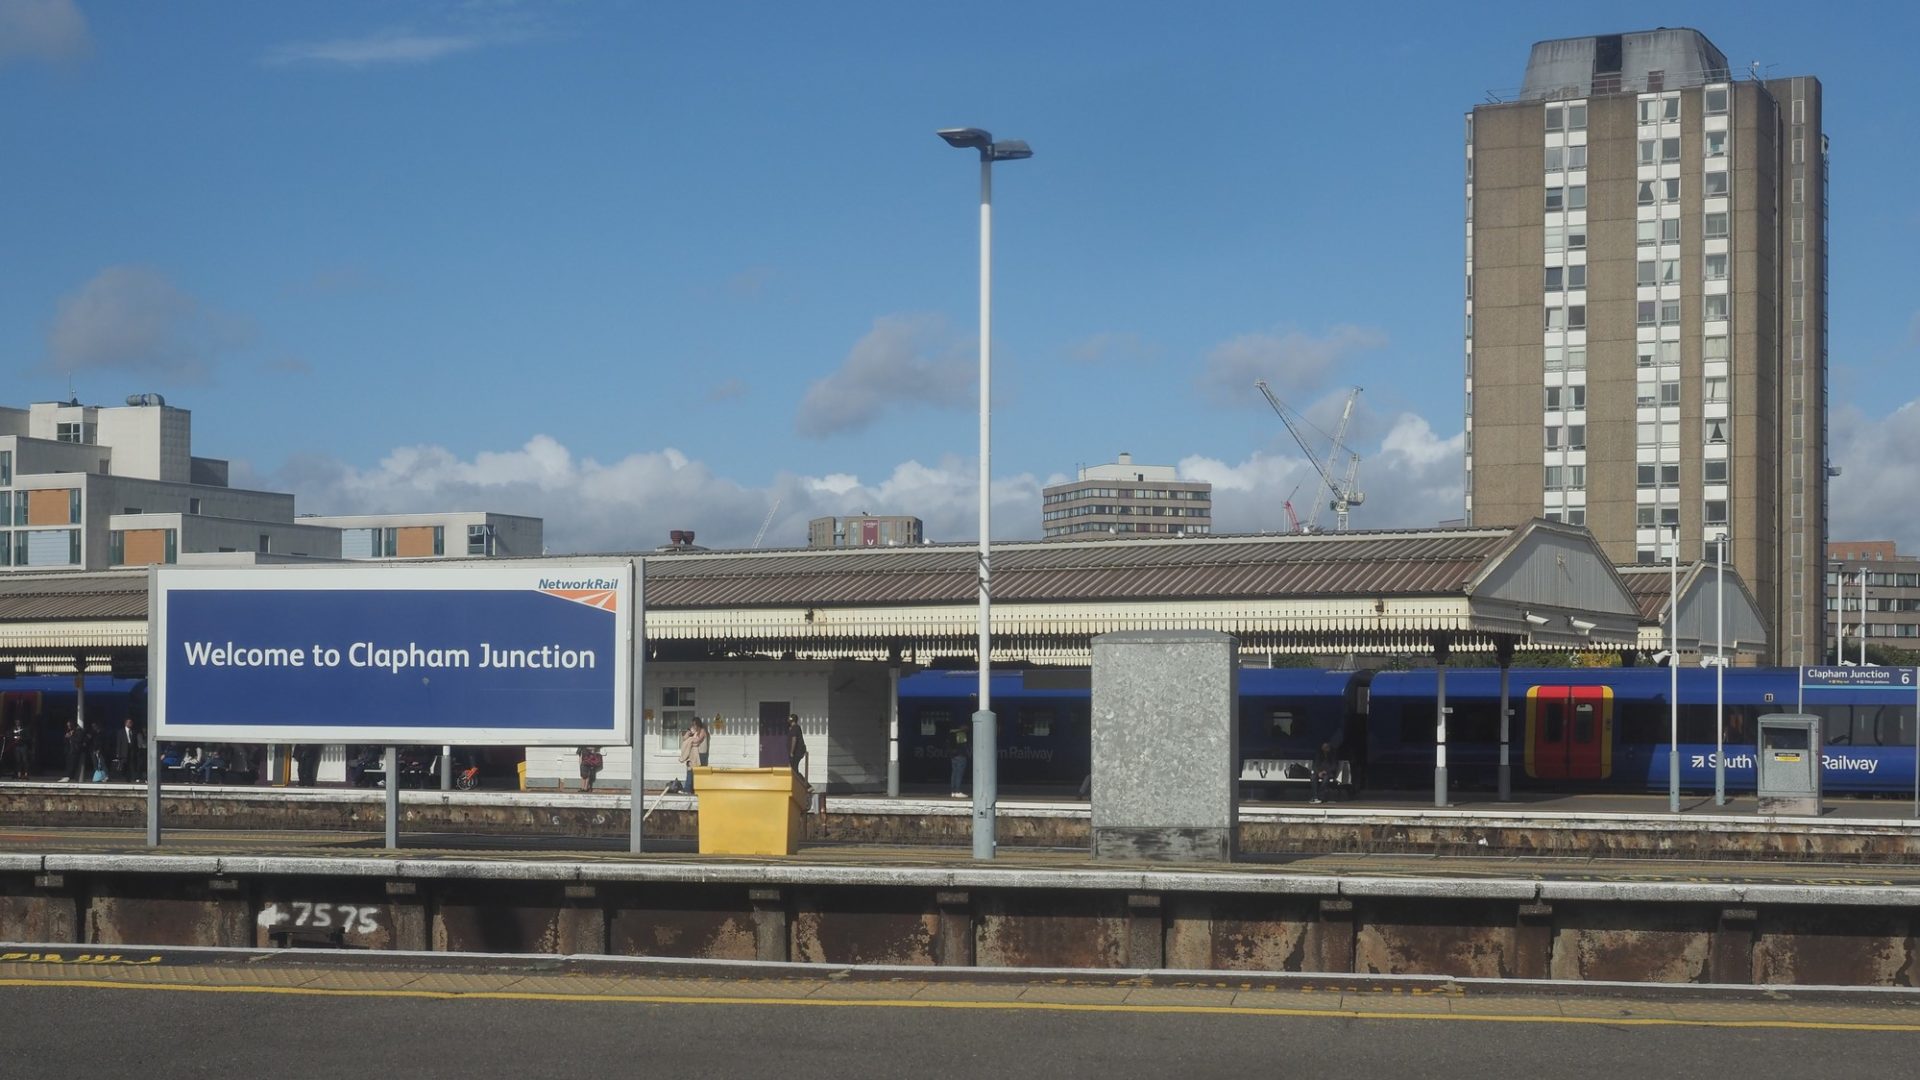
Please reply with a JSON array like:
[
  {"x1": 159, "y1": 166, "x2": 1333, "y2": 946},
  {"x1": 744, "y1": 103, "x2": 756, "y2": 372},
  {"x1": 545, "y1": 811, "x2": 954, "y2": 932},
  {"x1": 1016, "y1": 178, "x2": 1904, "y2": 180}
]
[
  {"x1": 0, "y1": 675, "x2": 146, "y2": 775},
  {"x1": 898, "y1": 666, "x2": 1920, "y2": 796}
]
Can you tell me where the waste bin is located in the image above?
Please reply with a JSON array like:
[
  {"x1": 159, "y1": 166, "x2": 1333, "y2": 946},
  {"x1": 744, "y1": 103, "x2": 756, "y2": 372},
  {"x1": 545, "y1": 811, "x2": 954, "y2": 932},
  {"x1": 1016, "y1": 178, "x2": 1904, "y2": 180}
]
[{"x1": 693, "y1": 767, "x2": 806, "y2": 855}]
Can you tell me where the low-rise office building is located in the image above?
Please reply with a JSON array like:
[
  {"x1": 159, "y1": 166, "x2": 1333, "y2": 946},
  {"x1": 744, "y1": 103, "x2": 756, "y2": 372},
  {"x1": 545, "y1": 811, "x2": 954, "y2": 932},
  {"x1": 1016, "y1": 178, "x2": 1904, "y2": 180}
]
[
  {"x1": 1, "y1": 395, "x2": 538, "y2": 571},
  {"x1": 1826, "y1": 541, "x2": 1920, "y2": 653},
  {"x1": 808, "y1": 515, "x2": 924, "y2": 549},
  {"x1": 1042, "y1": 452, "x2": 1211, "y2": 539}
]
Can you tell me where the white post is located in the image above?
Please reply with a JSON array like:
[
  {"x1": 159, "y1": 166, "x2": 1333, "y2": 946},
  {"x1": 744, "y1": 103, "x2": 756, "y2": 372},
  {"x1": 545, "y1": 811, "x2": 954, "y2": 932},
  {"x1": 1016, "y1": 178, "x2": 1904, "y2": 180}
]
[
  {"x1": 1668, "y1": 525, "x2": 1679, "y2": 814},
  {"x1": 1861, "y1": 572, "x2": 1869, "y2": 666},
  {"x1": 384, "y1": 745, "x2": 399, "y2": 850},
  {"x1": 972, "y1": 153, "x2": 997, "y2": 861},
  {"x1": 1834, "y1": 565, "x2": 1844, "y2": 664},
  {"x1": 1715, "y1": 534, "x2": 1726, "y2": 807}
]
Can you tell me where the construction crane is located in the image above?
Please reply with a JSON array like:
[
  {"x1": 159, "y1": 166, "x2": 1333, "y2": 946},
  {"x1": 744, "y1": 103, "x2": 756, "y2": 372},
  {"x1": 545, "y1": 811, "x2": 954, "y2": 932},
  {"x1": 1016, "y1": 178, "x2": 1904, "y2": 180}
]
[
  {"x1": 1282, "y1": 485, "x2": 1302, "y2": 534},
  {"x1": 1254, "y1": 381, "x2": 1366, "y2": 531},
  {"x1": 751, "y1": 496, "x2": 781, "y2": 549}
]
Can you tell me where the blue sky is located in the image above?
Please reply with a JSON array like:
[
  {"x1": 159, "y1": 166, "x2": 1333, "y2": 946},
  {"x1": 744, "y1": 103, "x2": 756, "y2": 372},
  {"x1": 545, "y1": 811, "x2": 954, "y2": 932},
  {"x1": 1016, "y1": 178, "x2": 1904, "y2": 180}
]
[{"x1": 3, "y1": 0, "x2": 1916, "y2": 551}]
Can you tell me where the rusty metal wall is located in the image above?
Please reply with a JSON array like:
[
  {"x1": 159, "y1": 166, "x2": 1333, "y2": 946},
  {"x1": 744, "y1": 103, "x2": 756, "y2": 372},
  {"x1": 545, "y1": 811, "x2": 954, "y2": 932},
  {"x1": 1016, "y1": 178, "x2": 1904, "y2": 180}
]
[
  {"x1": 4, "y1": 868, "x2": 1920, "y2": 987},
  {"x1": 12, "y1": 788, "x2": 1920, "y2": 862}
]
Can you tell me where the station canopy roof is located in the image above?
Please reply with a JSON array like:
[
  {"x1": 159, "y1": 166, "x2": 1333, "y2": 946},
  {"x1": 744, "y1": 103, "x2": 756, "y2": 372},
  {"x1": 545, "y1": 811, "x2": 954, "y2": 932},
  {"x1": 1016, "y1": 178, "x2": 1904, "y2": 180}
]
[{"x1": 0, "y1": 520, "x2": 1762, "y2": 673}]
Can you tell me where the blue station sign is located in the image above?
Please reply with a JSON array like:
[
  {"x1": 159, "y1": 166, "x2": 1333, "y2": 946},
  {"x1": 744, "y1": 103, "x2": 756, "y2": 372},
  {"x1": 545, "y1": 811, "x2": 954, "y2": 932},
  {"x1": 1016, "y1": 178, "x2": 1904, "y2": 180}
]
[
  {"x1": 153, "y1": 562, "x2": 635, "y2": 746},
  {"x1": 1800, "y1": 666, "x2": 1919, "y2": 692}
]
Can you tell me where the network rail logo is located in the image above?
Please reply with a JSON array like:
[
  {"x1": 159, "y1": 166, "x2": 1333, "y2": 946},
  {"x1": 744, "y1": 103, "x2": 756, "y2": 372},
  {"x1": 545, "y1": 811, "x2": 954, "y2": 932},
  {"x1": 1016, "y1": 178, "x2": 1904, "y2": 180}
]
[{"x1": 538, "y1": 577, "x2": 621, "y2": 612}]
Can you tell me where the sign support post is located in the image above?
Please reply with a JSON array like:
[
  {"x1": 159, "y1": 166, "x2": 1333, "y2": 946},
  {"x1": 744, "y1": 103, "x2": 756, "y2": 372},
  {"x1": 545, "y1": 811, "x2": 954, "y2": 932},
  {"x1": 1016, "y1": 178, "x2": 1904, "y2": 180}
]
[
  {"x1": 385, "y1": 746, "x2": 399, "y2": 850},
  {"x1": 146, "y1": 567, "x2": 162, "y2": 847}
]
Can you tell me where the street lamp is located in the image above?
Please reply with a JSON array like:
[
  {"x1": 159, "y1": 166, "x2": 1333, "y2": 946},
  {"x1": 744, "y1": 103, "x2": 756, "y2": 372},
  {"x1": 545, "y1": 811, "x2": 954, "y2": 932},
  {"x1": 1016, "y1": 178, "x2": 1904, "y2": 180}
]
[
  {"x1": 1714, "y1": 531, "x2": 1728, "y2": 807},
  {"x1": 937, "y1": 126, "x2": 1031, "y2": 861},
  {"x1": 1668, "y1": 523, "x2": 1680, "y2": 814}
]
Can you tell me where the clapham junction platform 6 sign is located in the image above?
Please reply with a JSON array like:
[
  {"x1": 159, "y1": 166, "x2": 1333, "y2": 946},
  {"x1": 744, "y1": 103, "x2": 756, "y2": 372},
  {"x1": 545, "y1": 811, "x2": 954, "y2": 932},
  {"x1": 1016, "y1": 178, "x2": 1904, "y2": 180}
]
[{"x1": 152, "y1": 563, "x2": 634, "y2": 746}]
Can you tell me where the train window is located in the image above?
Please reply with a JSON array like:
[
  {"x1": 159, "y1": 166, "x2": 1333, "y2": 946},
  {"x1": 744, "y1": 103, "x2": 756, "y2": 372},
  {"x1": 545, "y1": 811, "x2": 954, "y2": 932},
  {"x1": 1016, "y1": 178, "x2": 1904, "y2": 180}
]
[
  {"x1": 1019, "y1": 710, "x2": 1053, "y2": 737},
  {"x1": 920, "y1": 709, "x2": 950, "y2": 738},
  {"x1": 1448, "y1": 701, "x2": 1499, "y2": 743},
  {"x1": 1269, "y1": 710, "x2": 1295, "y2": 738},
  {"x1": 1615, "y1": 703, "x2": 1666, "y2": 745},
  {"x1": 1398, "y1": 707, "x2": 1435, "y2": 747},
  {"x1": 1542, "y1": 702, "x2": 1564, "y2": 742},
  {"x1": 1573, "y1": 703, "x2": 1595, "y2": 743},
  {"x1": 1877, "y1": 707, "x2": 1917, "y2": 748}
]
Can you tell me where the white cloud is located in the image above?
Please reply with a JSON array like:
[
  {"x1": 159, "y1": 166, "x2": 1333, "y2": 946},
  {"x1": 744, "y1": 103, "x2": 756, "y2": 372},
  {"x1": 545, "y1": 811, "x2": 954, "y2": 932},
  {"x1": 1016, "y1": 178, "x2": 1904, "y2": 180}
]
[
  {"x1": 263, "y1": 28, "x2": 483, "y2": 67},
  {"x1": 256, "y1": 409, "x2": 1462, "y2": 556},
  {"x1": 1065, "y1": 331, "x2": 1158, "y2": 366},
  {"x1": 1830, "y1": 400, "x2": 1920, "y2": 551},
  {"x1": 1195, "y1": 324, "x2": 1388, "y2": 406},
  {"x1": 257, "y1": 436, "x2": 1046, "y2": 553},
  {"x1": 707, "y1": 377, "x2": 749, "y2": 403},
  {"x1": 0, "y1": 0, "x2": 89, "y2": 66},
  {"x1": 47, "y1": 266, "x2": 252, "y2": 381},
  {"x1": 794, "y1": 314, "x2": 973, "y2": 437}
]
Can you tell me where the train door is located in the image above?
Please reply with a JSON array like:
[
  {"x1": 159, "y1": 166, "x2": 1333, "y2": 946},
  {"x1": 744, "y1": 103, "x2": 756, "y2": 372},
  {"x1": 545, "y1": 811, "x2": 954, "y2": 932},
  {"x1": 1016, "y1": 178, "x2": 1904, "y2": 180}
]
[{"x1": 1525, "y1": 685, "x2": 1613, "y2": 780}]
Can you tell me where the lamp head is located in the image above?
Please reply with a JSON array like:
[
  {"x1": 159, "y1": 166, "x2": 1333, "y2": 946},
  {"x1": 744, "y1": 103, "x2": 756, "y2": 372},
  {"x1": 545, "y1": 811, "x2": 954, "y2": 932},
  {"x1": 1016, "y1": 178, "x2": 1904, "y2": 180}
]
[
  {"x1": 938, "y1": 127, "x2": 993, "y2": 152},
  {"x1": 1568, "y1": 616, "x2": 1597, "y2": 633},
  {"x1": 1524, "y1": 612, "x2": 1550, "y2": 627},
  {"x1": 989, "y1": 139, "x2": 1033, "y2": 161}
]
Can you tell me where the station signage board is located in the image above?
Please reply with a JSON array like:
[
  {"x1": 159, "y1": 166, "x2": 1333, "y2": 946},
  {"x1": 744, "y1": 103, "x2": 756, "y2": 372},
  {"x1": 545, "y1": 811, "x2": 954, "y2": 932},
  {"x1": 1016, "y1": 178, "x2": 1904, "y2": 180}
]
[
  {"x1": 1800, "y1": 666, "x2": 1917, "y2": 692},
  {"x1": 152, "y1": 562, "x2": 634, "y2": 746}
]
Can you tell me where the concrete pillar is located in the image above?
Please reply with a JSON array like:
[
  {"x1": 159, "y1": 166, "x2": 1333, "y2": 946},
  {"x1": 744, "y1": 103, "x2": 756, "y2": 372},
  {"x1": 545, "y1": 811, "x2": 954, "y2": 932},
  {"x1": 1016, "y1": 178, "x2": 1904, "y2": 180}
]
[
  {"x1": 936, "y1": 890, "x2": 974, "y2": 967},
  {"x1": 1513, "y1": 902, "x2": 1553, "y2": 980},
  {"x1": 558, "y1": 884, "x2": 608, "y2": 955},
  {"x1": 749, "y1": 887, "x2": 789, "y2": 963},
  {"x1": 1311, "y1": 897, "x2": 1356, "y2": 973},
  {"x1": 30, "y1": 874, "x2": 82, "y2": 944},
  {"x1": 1126, "y1": 893, "x2": 1164, "y2": 969},
  {"x1": 1090, "y1": 630, "x2": 1238, "y2": 861},
  {"x1": 1712, "y1": 907, "x2": 1757, "y2": 984},
  {"x1": 385, "y1": 881, "x2": 429, "y2": 952}
]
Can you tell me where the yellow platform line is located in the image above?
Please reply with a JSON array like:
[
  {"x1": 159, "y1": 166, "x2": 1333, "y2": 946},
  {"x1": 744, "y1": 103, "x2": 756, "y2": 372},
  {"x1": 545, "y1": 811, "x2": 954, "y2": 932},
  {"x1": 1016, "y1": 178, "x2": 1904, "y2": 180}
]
[{"x1": 2, "y1": 976, "x2": 1917, "y2": 1033}]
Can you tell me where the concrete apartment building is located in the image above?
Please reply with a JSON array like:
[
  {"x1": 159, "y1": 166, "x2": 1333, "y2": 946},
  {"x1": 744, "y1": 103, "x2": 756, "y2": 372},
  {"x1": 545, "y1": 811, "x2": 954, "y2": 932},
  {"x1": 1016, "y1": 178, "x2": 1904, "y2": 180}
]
[
  {"x1": 808, "y1": 515, "x2": 924, "y2": 549},
  {"x1": 1826, "y1": 541, "x2": 1920, "y2": 659},
  {"x1": 299, "y1": 512, "x2": 544, "y2": 560},
  {"x1": 1, "y1": 395, "x2": 538, "y2": 570},
  {"x1": 1463, "y1": 28, "x2": 1827, "y2": 664},
  {"x1": 1042, "y1": 453, "x2": 1212, "y2": 539}
]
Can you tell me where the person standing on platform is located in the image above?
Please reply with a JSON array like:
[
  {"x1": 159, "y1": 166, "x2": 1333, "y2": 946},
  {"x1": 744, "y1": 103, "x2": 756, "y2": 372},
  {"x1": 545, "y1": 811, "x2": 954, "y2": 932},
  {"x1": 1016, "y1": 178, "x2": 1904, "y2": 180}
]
[
  {"x1": 60, "y1": 719, "x2": 86, "y2": 783},
  {"x1": 294, "y1": 744, "x2": 322, "y2": 787},
  {"x1": 575, "y1": 746, "x2": 603, "y2": 792},
  {"x1": 785, "y1": 714, "x2": 809, "y2": 789},
  {"x1": 6, "y1": 714, "x2": 30, "y2": 780},
  {"x1": 115, "y1": 717, "x2": 143, "y2": 782},
  {"x1": 948, "y1": 721, "x2": 969, "y2": 798},
  {"x1": 678, "y1": 717, "x2": 709, "y2": 794}
]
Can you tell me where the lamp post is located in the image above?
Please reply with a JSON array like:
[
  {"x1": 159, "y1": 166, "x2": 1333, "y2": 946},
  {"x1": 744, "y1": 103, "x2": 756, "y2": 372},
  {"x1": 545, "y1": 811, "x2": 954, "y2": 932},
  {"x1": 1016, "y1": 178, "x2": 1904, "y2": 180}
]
[
  {"x1": 937, "y1": 127, "x2": 1031, "y2": 861},
  {"x1": 1668, "y1": 523, "x2": 1680, "y2": 814},
  {"x1": 1714, "y1": 531, "x2": 1727, "y2": 807}
]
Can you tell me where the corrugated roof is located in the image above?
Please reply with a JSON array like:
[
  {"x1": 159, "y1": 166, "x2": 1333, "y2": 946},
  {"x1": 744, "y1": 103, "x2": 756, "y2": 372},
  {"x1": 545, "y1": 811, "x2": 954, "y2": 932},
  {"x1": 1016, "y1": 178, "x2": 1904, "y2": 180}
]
[
  {"x1": 1616, "y1": 564, "x2": 1702, "y2": 621},
  {"x1": 643, "y1": 529, "x2": 1511, "y2": 609},
  {"x1": 0, "y1": 571, "x2": 146, "y2": 621}
]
